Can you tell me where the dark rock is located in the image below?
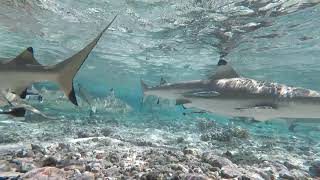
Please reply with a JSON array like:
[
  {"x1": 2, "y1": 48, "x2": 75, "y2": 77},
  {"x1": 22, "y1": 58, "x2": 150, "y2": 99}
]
[
  {"x1": 223, "y1": 150, "x2": 233, "y2": 158},
  {"x1": 15, "y1": 149, "x2": 33, "y2": 158},
  {"x1": 141, "y1": 171, "x2": 163, "y2": 180},
  {"x1": 202, "y1": 153, "x2": 235, "y2": 168},
  {"x1": 290, "y1": 169, "x2": 310, "y2": 179},
  {"x1": 310, "y1": 160, "x2": 320, "y2": 177},
  {"x1": 105, "y1": 166, "x2": 120, "y2": 177},
  {"x1": 182, "y1": 173, "x2": 210, "y2": 180},
  {"x1": 42, "y1": 156, "x2": 57, "y2": 167},
  {"x1": 283, "y1": 161, "x2": 299, "y2": 170},
  {"x1": 70, "y1": 153, "x2": 82, "y2": 160},
  {"x1": 279, "y1": 169, "x2": 294, "y2": 180},
  {"x1": 134, "y1": 138, "x2": 153, "y2": 146},
  {"x1": 198, "y1": 162, "x2": 212, "y2": 173},
  {"x1": 170, "y1": 164, "x2": 188, "y2": 173},
  {"x1": 77, "y1": 131, "x2": 91, "y2": 138},
  {"x1": 177, "y1": 137, "x2": 184, "y2": 143},
  {"x1": 261, "y1": 161, "x2": 288, "y2": 174},
  {"x1": 86, "y1": 162, "x2": 102, "y2": 173},
  {"x1": 91, "y1": 138, "x2": 99, "y2": 142},
  {"x1": 108, "y1": 152, "x2": 120, "y2": 163},
  {"x1": 298, "y1": 146, "x2": 310, "y2": 151},
  {"x1": 31, "y1": 144, "x2": 46, "y2": 154},
  {"x1": 58, "y1": 143, "x2": 70, "y2": 150},
  {"x1": 101, "y1": 128, "x2": 113, "y2": 136},
  {"x1": 96, "y1": 153, "x2": 104, "y2": 159},
  {"x1": 183, "y1": 147, "x2": 194, "y2": 155},
  {"x1": 209, "y1": 167, "x2": 220, "y2": 172},
  {"x1": 221, "y1": 165, "x2": 242, "y2": 178}
]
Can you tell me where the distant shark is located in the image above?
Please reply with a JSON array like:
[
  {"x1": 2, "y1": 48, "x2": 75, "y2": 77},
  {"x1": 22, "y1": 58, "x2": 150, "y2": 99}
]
[
  {"x1": 0, "y1": 15, "x2": 117, "y2": 117},
  {"x1": 141, "y1": 59, "x2": 320, "y2": 122}
]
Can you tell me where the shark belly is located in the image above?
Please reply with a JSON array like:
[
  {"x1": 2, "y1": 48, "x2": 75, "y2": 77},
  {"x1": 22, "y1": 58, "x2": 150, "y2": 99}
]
[
  {"x1": 183, "y1": 98, "x2": 275, "y2": 120},
  {"x1": 185, "y1": 97, "x2": 320, "y2": 121},
  {"x1": 0, "y1": 70, "x2": 56, "y2": 92}
]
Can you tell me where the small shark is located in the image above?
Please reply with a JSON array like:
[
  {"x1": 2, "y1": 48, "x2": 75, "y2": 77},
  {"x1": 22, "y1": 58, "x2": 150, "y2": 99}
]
[
  {"x1": 77, "y1": 84, "x2": 132, "y2": 114},
  {"x1": 141, "y1": 59, "x2": 320, "y2": 122},
  {"x1": 0, "y1": 15, "x2": 117, "y2": 117}
]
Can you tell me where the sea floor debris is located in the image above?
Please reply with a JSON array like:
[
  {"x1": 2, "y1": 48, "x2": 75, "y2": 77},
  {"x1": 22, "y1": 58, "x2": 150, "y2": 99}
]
[{"x1": 0, "y1": 116, "x2": 318, "y2": 179}]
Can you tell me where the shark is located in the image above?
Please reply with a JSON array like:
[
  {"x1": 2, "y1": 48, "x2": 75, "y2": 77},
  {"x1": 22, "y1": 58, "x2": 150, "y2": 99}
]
[
  {"x1": 141, "y1": 59, "x2": 320, "y2": 122},
  {"x1": 0, "y1": 15, "x2": 117, "y2": 117},
  {"x1": 77, "y1": 83, "x2": 132, "y2": 115}
]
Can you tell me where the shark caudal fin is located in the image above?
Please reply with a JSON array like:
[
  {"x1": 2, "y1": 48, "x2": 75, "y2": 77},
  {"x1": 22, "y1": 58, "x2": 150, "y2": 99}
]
[{"x1": 51, "y1": 15, "x2": 117, "y2": 106}]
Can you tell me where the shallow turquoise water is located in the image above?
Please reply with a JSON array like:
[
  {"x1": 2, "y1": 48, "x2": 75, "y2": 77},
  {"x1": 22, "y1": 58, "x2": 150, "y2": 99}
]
[
  {"x1": 0, "y1": 1, "x2": 319, "y2": 130},
  {"x1": 0, "y1": 0, "x2": 320, "y2": 175}
]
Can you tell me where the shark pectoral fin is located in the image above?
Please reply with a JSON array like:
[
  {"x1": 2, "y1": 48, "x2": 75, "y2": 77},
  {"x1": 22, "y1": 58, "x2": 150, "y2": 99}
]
[
  {"x1": 18, "y1": 104, "x2": 56, "y2": 120},
  {"x1": 209, "y1": 59, "x2": 239, "y2": 80},
  {"x1": 176, "y1": 98, "x2": 191, "y2": 105},
  {"x1": 9, "y1": 47, "x2": 41, "y2": 66}
]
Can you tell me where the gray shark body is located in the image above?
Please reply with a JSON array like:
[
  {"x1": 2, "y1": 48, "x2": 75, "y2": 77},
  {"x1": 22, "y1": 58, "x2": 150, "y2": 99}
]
[
  {"x1": 142, "y1": 60, "x2": 320, "y2": 121},
  {"x1": 0, "y1": 15, "x2": 117, "y2": 117}
]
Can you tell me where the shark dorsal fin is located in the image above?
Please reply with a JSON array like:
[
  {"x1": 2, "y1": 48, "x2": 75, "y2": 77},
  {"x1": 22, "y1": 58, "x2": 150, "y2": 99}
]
[
  {"x1": 209, "y1": 59, "x2": 239, "y2": 80},
  {"x1": 9, "y1": 47, "x2": 41, "y2": 66}
]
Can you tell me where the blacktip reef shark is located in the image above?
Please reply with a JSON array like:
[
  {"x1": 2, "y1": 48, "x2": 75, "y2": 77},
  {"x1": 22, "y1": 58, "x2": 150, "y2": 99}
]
[
  {"x1": 141, "y1": 59, "x2": 320, "y2": 123},
  {"x1": 0, "y1": 15, "x2": 117, "y2": 117}
]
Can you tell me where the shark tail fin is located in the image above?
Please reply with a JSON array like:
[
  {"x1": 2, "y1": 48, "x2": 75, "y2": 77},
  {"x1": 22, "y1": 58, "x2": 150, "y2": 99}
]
[{"x1": 51, "y1": 15, "x2": 117, "y2": 106}]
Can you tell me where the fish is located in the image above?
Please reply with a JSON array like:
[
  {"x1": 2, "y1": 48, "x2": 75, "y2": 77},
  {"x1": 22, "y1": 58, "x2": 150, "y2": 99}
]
[
  {"x1": 141, "y1": 59, "x2": 320, "y2": 122},
  {"x1": 0, "y1": 15, "x2": 117, "y2": 117},
  {"x1": 0, "y1": 15, "x2": 116, "y2": 106},
  {"x1": 77, "y1": 84, "x2": 132, "y2": 114}
]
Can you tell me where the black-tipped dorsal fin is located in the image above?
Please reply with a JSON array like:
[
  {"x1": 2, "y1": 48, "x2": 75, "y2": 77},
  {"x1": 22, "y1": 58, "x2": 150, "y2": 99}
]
[
  {"x1": 209, "y1": 59, "x2": 239, "y2": 80},
  {"x1": 8, "y1": 47, "x2": 41, "y2": 66}
]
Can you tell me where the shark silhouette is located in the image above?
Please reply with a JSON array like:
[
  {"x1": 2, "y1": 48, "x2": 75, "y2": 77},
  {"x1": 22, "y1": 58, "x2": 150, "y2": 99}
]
[{"x1": 0, "y1": 15, "x2": 117, "y2": 117}]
